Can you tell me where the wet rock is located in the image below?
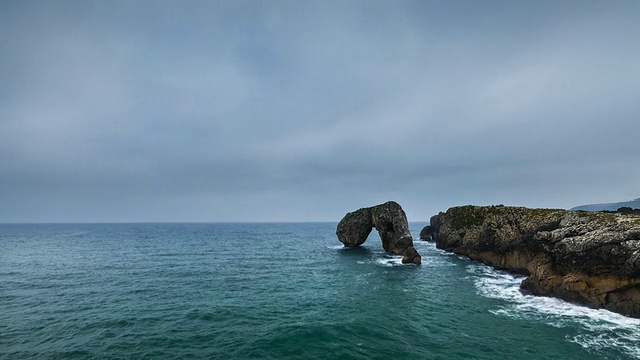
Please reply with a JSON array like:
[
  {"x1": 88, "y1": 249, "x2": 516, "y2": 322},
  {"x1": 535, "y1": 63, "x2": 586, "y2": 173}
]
[
  {"x1": 402, "y1": 246, "x2": 422, "y2": 264},
  {"x1": 336, "y1": 201, "x2": 421, "y2": 264},
  {"x1": 430, "y1": 205, "x2": 640, "y2": 318},
  {"x1": 419, "y1": 225, "x2": 432, "y2": 240}
]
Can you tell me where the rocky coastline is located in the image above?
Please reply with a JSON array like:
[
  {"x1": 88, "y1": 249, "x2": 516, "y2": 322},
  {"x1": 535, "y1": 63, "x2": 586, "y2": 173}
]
[{"x1": 430, "y1": 205, "x2": 640, "y2": 318}]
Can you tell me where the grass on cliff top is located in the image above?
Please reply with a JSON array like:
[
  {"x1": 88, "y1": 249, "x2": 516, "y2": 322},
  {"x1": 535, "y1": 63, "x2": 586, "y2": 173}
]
[
  {"x1": 446, "y1": 205, "x2": 565, "y2": 231},
  {"x1": 445, "y1": 205, "x2": 640, "y2": 230},
  {"x1": 447, "y1": 206, "x2": 487, "y2": 230},
  {"x1": 352, "y1": 203, "x2": 384, "y2": 215}
]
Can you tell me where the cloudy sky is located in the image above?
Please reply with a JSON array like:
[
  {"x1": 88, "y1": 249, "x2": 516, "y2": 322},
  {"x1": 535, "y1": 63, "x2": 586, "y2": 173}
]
[{"x1": 1, "y1": 1, "x2": 639, "y2": 223}]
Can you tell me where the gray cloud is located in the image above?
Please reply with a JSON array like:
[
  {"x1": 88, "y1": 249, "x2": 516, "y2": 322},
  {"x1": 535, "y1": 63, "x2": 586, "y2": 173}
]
[{"x1": 1, "y1": 0, "x2": 639, "y2": 222}]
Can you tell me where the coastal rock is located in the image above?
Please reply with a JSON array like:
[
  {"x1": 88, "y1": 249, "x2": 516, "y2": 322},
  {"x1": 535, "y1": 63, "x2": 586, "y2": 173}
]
[
  {"x1": 402, "y1": 246, "x2": 422, "y2": 264},
  {"x1": 430, "y1": 205, "x2": 640, "y2": 318},
  {"x1": 336, "y1": 201, "x2": 420, "y2": 264},
  {"x1": 419, "y1": 225, "x2": 432, "y2": 240}
]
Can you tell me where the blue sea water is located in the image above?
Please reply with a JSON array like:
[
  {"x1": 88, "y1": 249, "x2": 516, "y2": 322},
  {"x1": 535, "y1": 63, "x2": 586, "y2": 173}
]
[{"x1": 1, "y1": 222, "x2": 639, "y2": 359}]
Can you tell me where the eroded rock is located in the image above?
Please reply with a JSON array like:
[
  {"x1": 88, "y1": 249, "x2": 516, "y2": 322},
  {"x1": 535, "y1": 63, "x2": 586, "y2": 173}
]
[
  {"x1": 419, "y1": 225, "x2": 432, "y2": 240},
  {"x1": 336, "y1": 201, "x2": 420, "y2": 264},
  {"x1": 402, "y1": 246, "x2": 421, "y2": 264},
  {"x1": 430, "y1": 205, "x2": 640, "y2": 318}
]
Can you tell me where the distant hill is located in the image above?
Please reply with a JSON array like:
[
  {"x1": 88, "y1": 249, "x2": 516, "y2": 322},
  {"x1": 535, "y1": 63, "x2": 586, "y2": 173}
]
[{"x1": 571, "y1": 198, "x2": 640, "y2": 212}]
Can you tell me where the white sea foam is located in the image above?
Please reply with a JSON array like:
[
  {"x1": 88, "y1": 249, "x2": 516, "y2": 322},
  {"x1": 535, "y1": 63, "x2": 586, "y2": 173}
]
[
  {"x1": 327, "y1": 244, "x2": 346, "y2": 250},
  {"x1": 467, "y1": 263, "x2": 640, "y2": 358},
  {"x1": 416, "y1": 242, "x2": 464, "y2": 267},
  {"x1": 375, "y1": 256, "x2": 404, "y2": 267},
  {"x1": 423, "y1": 242, "x2": 467, "y2": 260}
]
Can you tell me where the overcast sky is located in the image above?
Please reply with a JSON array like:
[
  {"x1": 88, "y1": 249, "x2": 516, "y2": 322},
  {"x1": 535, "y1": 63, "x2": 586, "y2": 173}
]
[{"x1": 1, "y1": 1, "x2": 639, "y2": 223}]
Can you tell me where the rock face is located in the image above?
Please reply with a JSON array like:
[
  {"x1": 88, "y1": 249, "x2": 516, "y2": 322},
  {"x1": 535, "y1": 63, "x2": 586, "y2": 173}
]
[
  {"x1": 430, "y1": 205, "x2": 640, "y2": 318},
  {"x1": 337, "y1": 201, "x2": 421, "y2": 264},
  {"x1": 419, "y1": 225, "x2": 432, "y2": 240},
  {"x1": 401, "y1": 246, "x2": 422, "y2": 264}
]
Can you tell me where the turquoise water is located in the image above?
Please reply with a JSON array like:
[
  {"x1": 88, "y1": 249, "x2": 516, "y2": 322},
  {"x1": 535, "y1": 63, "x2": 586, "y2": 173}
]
[{"x1": 1, "y1": 223, "x2": 639, "y2": 359}]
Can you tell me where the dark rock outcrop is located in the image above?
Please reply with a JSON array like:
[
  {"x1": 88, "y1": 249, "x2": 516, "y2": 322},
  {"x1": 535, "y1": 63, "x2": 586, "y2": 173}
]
[
  {"x1": 430, "y1": 205, "x2": 640, "y2": 318},
  {"x1": 337, "y1": 201, "x2": 421, "y2": 264},
  {"x1": 402, "y1": 246, "x2": 422, "y2": 264},
  {"x1": 419, "y1": 225, "x2": 432, "y2": 240}
]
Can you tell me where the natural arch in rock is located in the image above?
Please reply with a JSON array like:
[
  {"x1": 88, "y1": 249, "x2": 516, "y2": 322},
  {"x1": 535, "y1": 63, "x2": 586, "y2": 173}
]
[{"x1": 336, "y1": 201, "x2": 421, "y2": 264}]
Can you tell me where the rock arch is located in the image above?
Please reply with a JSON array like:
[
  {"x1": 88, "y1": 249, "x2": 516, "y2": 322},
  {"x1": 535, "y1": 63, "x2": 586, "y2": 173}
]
[{"x1": 336, "y1": 201, "x2": 421, "y2": 264}]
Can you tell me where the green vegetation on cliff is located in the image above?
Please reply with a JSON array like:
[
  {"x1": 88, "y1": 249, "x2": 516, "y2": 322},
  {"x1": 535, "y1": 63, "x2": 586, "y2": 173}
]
[{"x1": 430, "y1": 205, "x2": 640, "y2": 318}]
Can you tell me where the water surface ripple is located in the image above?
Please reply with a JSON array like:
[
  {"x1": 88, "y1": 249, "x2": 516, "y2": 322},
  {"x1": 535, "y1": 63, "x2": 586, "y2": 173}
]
[{"x1": 1, "y1": 223, "x2": 638, "y2": 359}]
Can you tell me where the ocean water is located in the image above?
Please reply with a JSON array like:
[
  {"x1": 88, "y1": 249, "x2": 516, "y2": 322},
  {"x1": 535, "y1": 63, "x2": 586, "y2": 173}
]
[{"x1": 1, "y1": 222, "x2": 639, "y2": 360}]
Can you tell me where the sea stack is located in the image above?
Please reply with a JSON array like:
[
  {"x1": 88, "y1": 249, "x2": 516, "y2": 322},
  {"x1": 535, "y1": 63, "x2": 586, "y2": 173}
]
[
  {"x1": 430, "y1": 205, "x2": 640, "y2": 318},
  {"x1": 336, "y1": 201, "x2": 421, "y2": 264}
]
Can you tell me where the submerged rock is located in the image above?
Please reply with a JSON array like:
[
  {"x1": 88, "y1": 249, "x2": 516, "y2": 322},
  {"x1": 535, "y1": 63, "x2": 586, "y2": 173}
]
[
  {"x1": 336, "y1": 201, "x2": 420, "y2": 264},
  {"x1": 430, "y1": 205, "x2": 640, "y2": 318}
]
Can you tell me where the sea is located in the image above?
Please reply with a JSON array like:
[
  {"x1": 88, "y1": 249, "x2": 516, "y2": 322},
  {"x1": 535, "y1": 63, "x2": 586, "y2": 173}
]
[{"x1": 1, "y1": 222, "x2": 639, "y2": 360}]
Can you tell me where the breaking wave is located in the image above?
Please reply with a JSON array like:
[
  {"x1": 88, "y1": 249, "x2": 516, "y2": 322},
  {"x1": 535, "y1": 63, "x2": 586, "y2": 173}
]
[{"x1": 466, "y1": 263, "x2": 640, "y2": 358}]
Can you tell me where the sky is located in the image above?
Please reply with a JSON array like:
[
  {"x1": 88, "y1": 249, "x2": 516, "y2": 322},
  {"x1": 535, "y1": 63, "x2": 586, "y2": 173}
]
[{"x1": 1, "y1": 0, "x2": 639, "y2": 223}]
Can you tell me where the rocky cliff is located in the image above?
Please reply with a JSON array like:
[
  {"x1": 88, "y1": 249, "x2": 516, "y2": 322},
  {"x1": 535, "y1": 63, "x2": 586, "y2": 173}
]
[
  {"x1": 336, "y1": 201, "x2": 421, "y2": 264},
  {"x1": 430, "y1": 205, "x2": 640, "y2": 318}
]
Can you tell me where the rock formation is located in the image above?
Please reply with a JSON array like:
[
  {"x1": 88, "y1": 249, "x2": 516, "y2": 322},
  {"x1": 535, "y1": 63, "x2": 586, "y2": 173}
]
[
  {"x1": 336, "y1": 201, "x2": 421, "y2": 264},
  {"x1": 419, "y1": 225, "x2": 432, "y2": 240},
  {"x1": 430, "y1": 205, "x2": 640, "y2": 318},
  {"x1": 401, "y1": 246, "x2": 422, "y2": 264}
]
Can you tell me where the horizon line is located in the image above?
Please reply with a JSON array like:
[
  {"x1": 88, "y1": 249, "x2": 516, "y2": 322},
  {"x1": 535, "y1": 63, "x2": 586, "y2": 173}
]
[{"x1": 0, "y1": 219, "x2": 431, "y2": 225}]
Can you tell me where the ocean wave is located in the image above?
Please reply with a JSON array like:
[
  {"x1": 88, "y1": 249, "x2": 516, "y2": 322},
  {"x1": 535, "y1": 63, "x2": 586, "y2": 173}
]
[
  {"x1": 374, "y1": 256, "x2": 404, "y2": 267},
  {"x1": 414, "y1": 242, "x2": 465, "y2": 267},
  {"x1": 60, "y1": 231, "x2": 89, "y2": 238},
  {"x1": 467, "y1": 263, "x2": 640, "y2": 358}
]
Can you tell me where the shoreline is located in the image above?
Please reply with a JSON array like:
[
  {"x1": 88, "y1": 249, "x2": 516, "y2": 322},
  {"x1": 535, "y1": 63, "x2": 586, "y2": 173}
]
[{"x1": 429, "y1": 205, "x2": 640, "y2": 318}]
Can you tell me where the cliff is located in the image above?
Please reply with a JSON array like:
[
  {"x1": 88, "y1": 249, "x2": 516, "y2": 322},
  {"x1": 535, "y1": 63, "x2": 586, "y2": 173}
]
[{"x1": 430, "y1": 205, "x2": 640, "y2": 318}]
